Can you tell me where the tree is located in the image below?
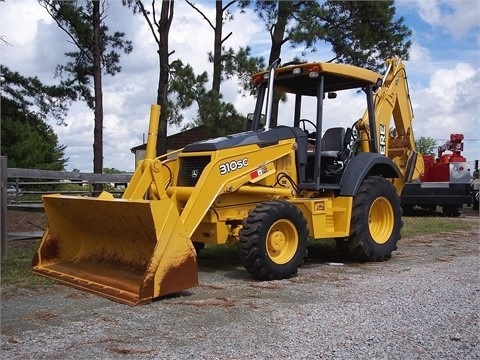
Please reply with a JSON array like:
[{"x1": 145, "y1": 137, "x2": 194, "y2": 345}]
[
  {"x1": 103, "y1": 167, "x2": 125, "y2": 174},
  {"x1": 415, "y1": 136, "x2": 437, "y2": 156},
  {"x1": 223, "y1": 46, "x2": 265, "y2": 97},
  {"x1": 247, "y1": 0, "x2": 412, "y2": 127},
  {"x1": 123, "y1": 0, "x2": 174, "y2": 155},
  {"x1": 168, "y1": 60, "x2": 246, "y2": 136},
  {"x1": 184, "y1": 1, "x2": 266, "y2": 96},
  {"x1": 185, "y1": 0, "x2": 237, "y2": 95},
  {"x1": 1, "y1": 65, "x2": 73, "y2": 169},
  {"x1": 174, "y1": 1, "x2": 256, "y2": 135},
  {"x1": 1, "y1": 109, "x2": 66, "y2": 170},
  {"x1": 1, "y1": 65, "x2": 75, "y2": 126},
  {"x1": 248, "y1": 0, "x2": 411, "y2": 71},
  {"x1": 288, "y1": 1, "x2": 412, "y2": 71},
  {"x1": 41, "y1": 0, "x2": 133, "y2": 176}
]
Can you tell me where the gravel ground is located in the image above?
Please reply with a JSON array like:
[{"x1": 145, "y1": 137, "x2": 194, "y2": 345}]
[{"x1": 1, "y1": 211, "x2": 479, "y2": 359}]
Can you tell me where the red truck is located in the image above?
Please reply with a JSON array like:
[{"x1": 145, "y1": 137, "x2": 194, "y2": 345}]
[{"x1": 401, "y1": 134, "x2": 473, "y2": 216}]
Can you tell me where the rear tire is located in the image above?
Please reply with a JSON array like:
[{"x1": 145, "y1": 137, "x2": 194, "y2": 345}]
[
  {"x1": 442, "y1": 205, "x2": 462, "y2": 217},
  {"x1": 239, "y1": 200, "x2": 308, "y2": 280},
  {"x1": 401, "y1": 204, "x2": 414, "y2": 216},
  {"x1": 348, "y1": 176, "x2": 402, "y2": 261}
]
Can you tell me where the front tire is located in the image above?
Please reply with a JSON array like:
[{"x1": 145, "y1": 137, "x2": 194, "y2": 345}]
[
  {"x1": 349, "y1": 176, "x2": 402, "y2": 261},
  {"x1": 239, "y1": 200, "x2": 308, "y2": 280}
]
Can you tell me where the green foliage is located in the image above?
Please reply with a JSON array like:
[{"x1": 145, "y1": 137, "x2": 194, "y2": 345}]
[
  {"x1": 249, "y1": 0, "x2": 411, "y2": 72},
  {"x1": 236, "y1": 0, "x2": 411, "y2": 128},
  {"x1": 168, "y1": 60, "x2": 246, "y2": 137},
  {"x1": 1, "y1": 70, "x2": 69, "y2": 170},
  {"x1": 103, "y1": 167, "x2": 125, "y2": 174},
  {"x1": 165, "y1": 60, "x2": 208, "y2": 127},
  {"x1": 1, "y1": 115, "x2": 67, "y2": 170},
  {"x1": 223, "y1": 46, "x2": 266, "y2": 96},
  {"x1": 296, "y1": 1, "x2": 411, "y2": 71},
  {"x1": 42, "y1": 0, "x2": 133, "y2": 173},
  {"x1": 179, "y1": 90, "x2": 247, "y2": 137},
  {"x1": 173, "y1": 2, "x2": 261, "y2": 136},
  {"x1": 1, "y1": 65, "x2": 75, "y2": 125},
  {"x1": 195, "y1": 91, "x2": 247, "y2": 137},
  {"x1": 415, "y1": 136, "x2": 437, "y2": 156}
]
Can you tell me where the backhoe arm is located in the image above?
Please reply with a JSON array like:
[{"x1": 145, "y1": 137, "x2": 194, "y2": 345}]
[{"x1": 356, "y1": 58, "x2": 424, "y2": 193}]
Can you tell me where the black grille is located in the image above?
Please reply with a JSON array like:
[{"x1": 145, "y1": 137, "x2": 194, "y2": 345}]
[{"x1": 178, "y1": 156, "x2": 211, "y2": 187}]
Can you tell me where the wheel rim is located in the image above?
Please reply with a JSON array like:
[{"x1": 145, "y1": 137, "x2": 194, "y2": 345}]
[
  {"x1": 266, "y1": 219, "x2": 298, "y2": 265},
  {"x1": 368, "y1": 196, "x2": 394, "y2": 244}
]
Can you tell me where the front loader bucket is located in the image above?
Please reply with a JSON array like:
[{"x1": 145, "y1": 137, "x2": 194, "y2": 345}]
[{"x1": 32, "y1": 193, "x2": 198, "y2": 306}]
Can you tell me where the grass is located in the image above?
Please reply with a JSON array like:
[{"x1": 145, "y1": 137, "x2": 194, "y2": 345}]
[
  {"x1": 1, "y1": 213, "x2": 475, "y2": 290},
  {"x1": 1, "y1": 239, "x2": 54, "y2": 289},
  {"x1": 401, "y1": 216, "x2": 472, "y2": 238}
]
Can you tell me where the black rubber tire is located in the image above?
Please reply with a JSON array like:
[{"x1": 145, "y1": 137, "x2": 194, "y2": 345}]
[
  {"x1": 348, "y1": 176, "x2": 402, "y2": 262},
  {"x1": 420, "y1": 205, "x2": 437, "y2": 212},
  {"x1": 239, "y1": 200, "x2": 308, "y2": 280},
  {"x1": 442, "y1": 205, "x2": 462, "y2": 217},
  {"x1": 401, "y1": 204, "x2": 414, "y2": 216},
  {"x1": 335, "y1": 238, "x2": 351, "y2": 253}
]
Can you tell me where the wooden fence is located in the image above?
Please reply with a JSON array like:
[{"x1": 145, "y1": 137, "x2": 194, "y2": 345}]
[
  {"x1": 5, "y1": 167, "x2": 133, "y2": 206},
  {"x1": 0, "y1": 156, "x2": 133, "y2": 260}
]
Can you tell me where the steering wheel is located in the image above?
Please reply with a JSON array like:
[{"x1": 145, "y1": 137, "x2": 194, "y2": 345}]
[
  {"x1": 298, "y1": 119, "x2": 317, "y2": 144},
  {"x1": 298, "y1": 118, "x2": 316, "y2": 132}
]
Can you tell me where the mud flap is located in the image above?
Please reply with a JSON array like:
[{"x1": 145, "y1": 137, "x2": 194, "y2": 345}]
[{"x1": 32, "y1": 194, "x2": 198, "y2": 306}]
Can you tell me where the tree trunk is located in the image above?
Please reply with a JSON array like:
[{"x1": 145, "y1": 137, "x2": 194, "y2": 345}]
[
  {"x1": 92, "y1": 0, "x2": 103, "y2": 193},
  {"x1": 212, "y1": 1, "x2": 223, "y2": 95},
  {"x1": 268, "y1": 1, "x2": 289, "y2": 128},
  {"x1": 156, "y1": 0, "x2": 174, "y2": 155}
]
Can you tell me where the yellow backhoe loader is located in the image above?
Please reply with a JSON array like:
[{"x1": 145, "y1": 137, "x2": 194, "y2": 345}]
[{"x1": 33, "y1": 57, "x2": 423, "y2": 305}]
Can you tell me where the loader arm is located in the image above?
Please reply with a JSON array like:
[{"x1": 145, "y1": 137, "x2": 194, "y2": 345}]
[{"x1": 356, "y1": 58, "x2": 424, "y2": 194}]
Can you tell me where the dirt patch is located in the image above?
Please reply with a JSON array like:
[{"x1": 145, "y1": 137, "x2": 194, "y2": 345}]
[{"x1": 6, "y1": 210, "x2": 47, "y2": 233}]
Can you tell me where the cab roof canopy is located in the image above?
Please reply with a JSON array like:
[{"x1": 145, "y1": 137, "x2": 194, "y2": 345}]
[{"x1": 253, "y1": 61, "x2": 383, "y2": 97}]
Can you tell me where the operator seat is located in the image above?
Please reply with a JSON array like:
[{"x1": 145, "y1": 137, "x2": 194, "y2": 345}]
[
  {"x1": 321, "y1": 126, "x2": 353, "y2": 163},
  {"x1": 321, "y1": 127, "x2": 346, "y2": 158}
]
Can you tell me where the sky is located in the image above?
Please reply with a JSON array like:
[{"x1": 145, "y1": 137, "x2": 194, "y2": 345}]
[{"x1": 1, "y1": 0, "x2": 479, "y2": 173}]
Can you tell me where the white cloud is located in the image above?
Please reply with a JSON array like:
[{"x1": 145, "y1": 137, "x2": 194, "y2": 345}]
[
  {"x1": 0, "y1": 0, "x2": 52, "y2": 45},
  {"x1": 411, "y1": 63, "x2": 479, "y2": 161},
  {"x1": 408, "y1": 42, "x2": 432, "y2": 64},
  {"x1": 415, "y1": 0, "x2": 480, "y2": 40}
]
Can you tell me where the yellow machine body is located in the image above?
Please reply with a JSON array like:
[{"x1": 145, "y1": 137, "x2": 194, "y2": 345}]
[
  {"x1": 33, "y1": 130, "x2": 352, "y2": 305},
  {"x1": 33, "y1": 59, "x2": 422, "y2": 305}
]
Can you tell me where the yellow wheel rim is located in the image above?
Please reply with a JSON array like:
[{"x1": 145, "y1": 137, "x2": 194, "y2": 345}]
[
  {"x1": 266, "y1": 219, "x2": 299, "y2": 265},
  {"x1": 369, "y1": 197, "x2": 394, "y2": 244}
]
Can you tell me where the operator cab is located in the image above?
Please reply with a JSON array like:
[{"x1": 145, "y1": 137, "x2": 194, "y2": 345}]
[{"x1": 250, "y1": 61, "x2": 381, "y2": 191}]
